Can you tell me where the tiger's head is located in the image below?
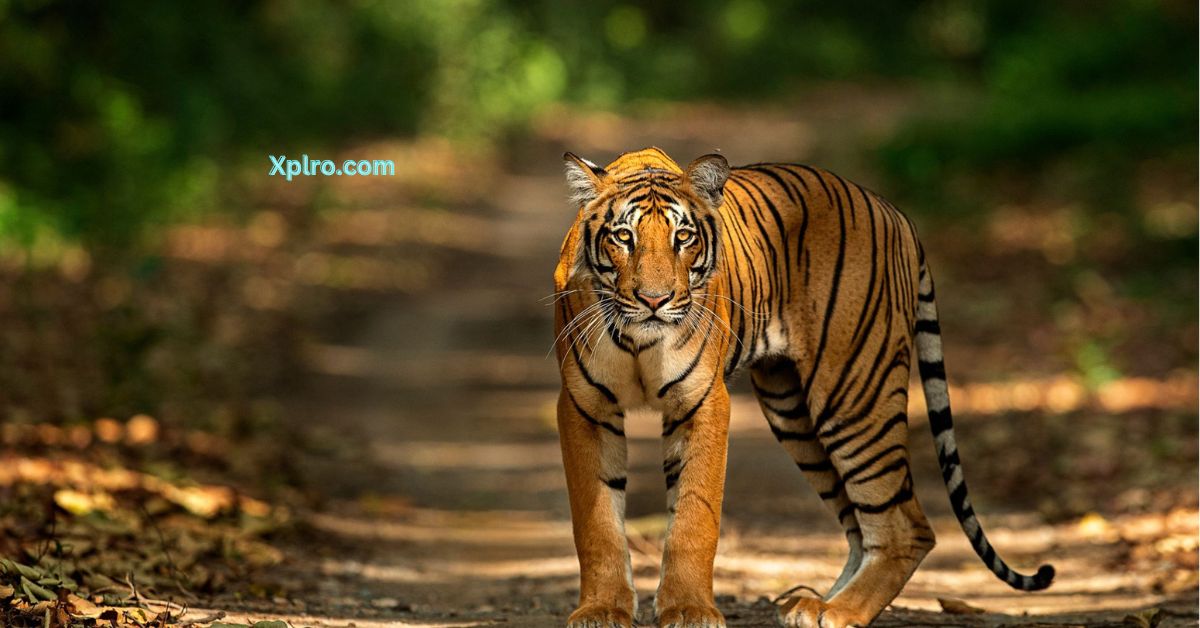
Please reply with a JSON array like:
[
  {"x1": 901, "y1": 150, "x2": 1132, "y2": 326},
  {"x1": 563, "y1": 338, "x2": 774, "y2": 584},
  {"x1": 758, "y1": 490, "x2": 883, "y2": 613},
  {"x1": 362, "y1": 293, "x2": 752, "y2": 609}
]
[{"x1": 562, "y1": 147, "x2": 730, "y2": 334}]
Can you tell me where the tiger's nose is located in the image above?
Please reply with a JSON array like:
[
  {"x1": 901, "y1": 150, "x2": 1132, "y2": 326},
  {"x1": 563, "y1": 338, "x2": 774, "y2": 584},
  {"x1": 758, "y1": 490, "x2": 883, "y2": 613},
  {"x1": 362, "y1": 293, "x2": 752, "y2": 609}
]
[{"x1": 635, "y1": 289, "x2": 673, "y2": 311}]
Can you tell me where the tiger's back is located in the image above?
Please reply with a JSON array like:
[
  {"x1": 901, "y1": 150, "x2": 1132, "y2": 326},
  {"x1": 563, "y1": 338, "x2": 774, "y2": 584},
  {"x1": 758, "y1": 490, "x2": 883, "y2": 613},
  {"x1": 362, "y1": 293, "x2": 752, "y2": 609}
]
[{"x1": 714, "y1": 163, "x2": 923, "y2": 381}]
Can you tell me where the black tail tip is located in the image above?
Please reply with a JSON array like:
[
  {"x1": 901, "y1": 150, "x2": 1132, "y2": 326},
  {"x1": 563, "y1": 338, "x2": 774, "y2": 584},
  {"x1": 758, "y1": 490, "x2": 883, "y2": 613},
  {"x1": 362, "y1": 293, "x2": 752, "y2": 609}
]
[{"x1": 1030, "y1": 564, "x2": 1055, "y2": 590}]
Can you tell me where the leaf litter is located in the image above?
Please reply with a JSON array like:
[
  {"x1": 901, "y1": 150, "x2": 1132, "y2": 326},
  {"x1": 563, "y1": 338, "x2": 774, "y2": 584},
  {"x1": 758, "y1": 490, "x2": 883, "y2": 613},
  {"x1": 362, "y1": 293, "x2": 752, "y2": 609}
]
[{"x1": 0, "y1": 418, "x2": 292, "y2": 628}]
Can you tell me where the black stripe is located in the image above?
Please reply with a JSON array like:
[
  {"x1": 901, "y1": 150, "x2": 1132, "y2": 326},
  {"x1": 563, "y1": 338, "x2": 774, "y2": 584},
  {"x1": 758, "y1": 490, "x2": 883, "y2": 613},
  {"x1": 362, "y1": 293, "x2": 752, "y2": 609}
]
[
  {"x1": 743, "y1": 165, "x2": 801, "y2": 204},
  {"x1": 796, "y1": 459, "x2": 834, "y2": 472},
  {"x1": 832, "y1": 412, "x2": 907, "y2": 460},
  {"x1": 918, "y1": 359, "x2": 946, "y2": 381},
  {"x1": 844, "y1": 186, "x2": 881, "y2": 348},
  {"x1": 763, "y1": 398, "x2": 809, "y2": 419},
  {"x1": 767, "y1": 421, "x2": 816, "y2": 442},
  {"x1": 665, "y1": 466, "x2": 683, "y2": 490},
  {"x1": 752, "y1": 382, "x2": 803, "y2": 401},
  {"x1": 607, "y1": 323, "x2": 635, "y2": 354},
  {"x1": 603, "y1": 477, "x2": 627, "y2": 491},
  {"x1": 658, "y1": 336, "x2": 708, "y2": 397},
  {"x1": 841, "y1": 443, "x2": 907, "y2": 483},
  {"x1": 625, "y1": 192, "x2": 651, "y2": 205},
  {"x1": 853, "y1": 475, "x2": 914, "y2": 514},
  {"x1": 732, "y1": 175, "x2": 789, "y2": 314},
  {"x1": 663, "y1": 457, "x2": 684, "y2": 490},
  {"x1": 568, "y1": 392, "x2": 624, "y2": 437},
  {"x1": 702, "y1": 214, "x2": 720, "y2": 281},
  {"x1": 803, "y1": 173, "x2": 848, "y2": 392},
  {"x1": 948, "y1": 481, "x2": 969, "y2": 511},
  {"x1": 849, "y1": 457, "x2": 908, "y2": 486},
  {"x1": 662, "y1": 379, "x2": 715, "y2": 437},
  {"x1": 818, "y1": 346, "x2": 909, "y2": 433},
  {"x1": 635, "y1": 337, "x2": 661, "y2": 352},
  {"x1": 939, "y1": 445, "x2": 962, "y2": 477},
  {"x1": 820, "y1": 416, "x2": 876, "y2": 451},
  {"x1": 568, "y1": 341, "x2": 618, "y2": 404},
  {"x1": 819, "y1": 309, "x2": 902, "y2": 428},
  {"x1": 841, "y1": 176, "x2": 858, "y2": 229},
  {"x1": 744, "y1": 164, "x2": 801, "y2": 302},
  {"x1": 720, "y1": 201, "x2": 759, "y2": 374},
  {"x1": 818, "y1": 478, "x2": 845, "y2": 501},
  {"x1": 928, "y1": 407, "x2": 952, "y2": 436},
  {"x1": 914, "y1": 319, "x2": 941, "y2": 335}
]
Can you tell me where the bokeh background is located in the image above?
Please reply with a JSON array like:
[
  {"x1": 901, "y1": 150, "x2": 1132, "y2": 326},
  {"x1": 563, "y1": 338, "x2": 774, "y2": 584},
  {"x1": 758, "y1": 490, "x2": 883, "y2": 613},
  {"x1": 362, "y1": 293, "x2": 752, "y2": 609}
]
[{"x1": 0, "y1": 1, "x2": 1196, "y2": 626}]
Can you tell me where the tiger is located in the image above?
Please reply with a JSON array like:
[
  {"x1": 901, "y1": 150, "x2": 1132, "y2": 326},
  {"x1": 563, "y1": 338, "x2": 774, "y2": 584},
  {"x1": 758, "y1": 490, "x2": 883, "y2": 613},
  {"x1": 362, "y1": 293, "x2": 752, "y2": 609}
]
[{"x1": 551, "y1": 147, "x2": 1054, "y2": 628}]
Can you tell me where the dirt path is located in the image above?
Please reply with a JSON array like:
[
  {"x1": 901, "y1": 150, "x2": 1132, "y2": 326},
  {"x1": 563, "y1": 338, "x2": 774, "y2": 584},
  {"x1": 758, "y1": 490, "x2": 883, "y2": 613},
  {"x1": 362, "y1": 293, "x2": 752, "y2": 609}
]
[{"x1": 208, "y1": 105, "x2": 1197, "y2": 627}]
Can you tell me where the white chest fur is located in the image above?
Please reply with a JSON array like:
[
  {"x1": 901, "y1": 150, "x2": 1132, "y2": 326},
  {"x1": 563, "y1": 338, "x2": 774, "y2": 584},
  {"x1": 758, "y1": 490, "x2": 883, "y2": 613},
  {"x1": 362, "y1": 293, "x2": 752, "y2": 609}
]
[{"x1": 582, "y1": 325, "x2": 702, "y2": 412}]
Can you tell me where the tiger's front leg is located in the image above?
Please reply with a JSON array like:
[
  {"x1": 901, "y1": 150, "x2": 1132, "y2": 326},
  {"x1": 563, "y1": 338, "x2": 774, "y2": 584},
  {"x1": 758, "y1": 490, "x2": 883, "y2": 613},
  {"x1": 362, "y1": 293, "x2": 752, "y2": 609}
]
[
  {"x1": 557, "y1": 389, "x2": 636, "y2": 628},
  {"x1": 656, "y1": 380, "x2": 731, "y2": 628}
]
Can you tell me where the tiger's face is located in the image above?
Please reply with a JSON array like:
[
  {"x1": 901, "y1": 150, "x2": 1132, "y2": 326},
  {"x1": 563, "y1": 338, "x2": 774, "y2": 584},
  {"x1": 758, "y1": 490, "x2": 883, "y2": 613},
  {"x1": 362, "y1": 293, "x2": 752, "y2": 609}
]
[{"x1": 563, "y1": 149, "x2": 730, "y2": 334}]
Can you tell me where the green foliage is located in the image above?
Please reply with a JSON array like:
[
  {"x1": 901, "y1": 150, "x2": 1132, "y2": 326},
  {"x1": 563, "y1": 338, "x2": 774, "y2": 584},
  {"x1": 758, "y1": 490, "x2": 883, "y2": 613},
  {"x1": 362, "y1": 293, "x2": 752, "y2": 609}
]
[
  {"x1": 0, "y1": 0, "x2": 1194, "y2": 255},
  {"x1": 880, "y1": 1, "x2": 1197, "y2": 202},
  {"x1": 0, "y1": 1, "x2": 435, "y2": 256}
]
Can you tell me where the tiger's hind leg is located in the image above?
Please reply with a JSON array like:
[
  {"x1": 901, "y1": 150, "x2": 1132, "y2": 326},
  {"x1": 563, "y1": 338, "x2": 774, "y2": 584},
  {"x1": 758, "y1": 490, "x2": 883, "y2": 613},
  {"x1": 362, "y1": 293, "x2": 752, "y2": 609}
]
[
  {"x1": 749, "y1": 359, "x2": 864, "y2": 600},
  {"x1": 781, "y1": 350, "x2": 936, "y2": 628}
]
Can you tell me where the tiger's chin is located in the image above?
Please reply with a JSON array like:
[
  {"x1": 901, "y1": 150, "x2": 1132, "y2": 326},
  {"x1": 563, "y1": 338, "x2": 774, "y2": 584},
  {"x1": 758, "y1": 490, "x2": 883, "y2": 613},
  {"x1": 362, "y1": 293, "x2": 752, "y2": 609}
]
[
  {"x1": 636, "y1": 318, "x2": 673, "y2": 332},
  {"x1": 624, "y1": 311, "x2": 689, "y2": 342}
]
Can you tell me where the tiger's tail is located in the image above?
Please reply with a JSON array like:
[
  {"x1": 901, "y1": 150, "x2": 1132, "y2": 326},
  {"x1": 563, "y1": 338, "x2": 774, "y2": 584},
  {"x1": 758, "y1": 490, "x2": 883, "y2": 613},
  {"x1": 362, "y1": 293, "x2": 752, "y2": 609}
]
[{"x1": 914, "y1": 258, "x2": 1055, "y2": 592}]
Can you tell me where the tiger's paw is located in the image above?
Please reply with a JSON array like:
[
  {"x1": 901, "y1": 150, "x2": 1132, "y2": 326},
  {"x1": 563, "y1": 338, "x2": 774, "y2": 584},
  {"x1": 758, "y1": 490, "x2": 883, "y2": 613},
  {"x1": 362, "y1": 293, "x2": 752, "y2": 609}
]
[
  {"x1": 777, "y1": 598, "x2": 867, "y2": 628},
  {"x1": 656, "y1": 602, "x2": 726, "y2": 628},
  {"x1": 567, "y1": 603, "x2": 634, "y2": 628}
]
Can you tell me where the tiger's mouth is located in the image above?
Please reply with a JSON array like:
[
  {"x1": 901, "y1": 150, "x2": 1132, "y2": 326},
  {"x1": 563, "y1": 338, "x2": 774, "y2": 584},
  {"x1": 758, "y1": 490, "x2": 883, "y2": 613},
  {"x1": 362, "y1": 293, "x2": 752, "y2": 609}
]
[
  {"x1": 612, "y1": 293, "x2": 692, "y2": 331},
  {"x1": 626, "y1": 304, "x2": 690, "y2": 328}
]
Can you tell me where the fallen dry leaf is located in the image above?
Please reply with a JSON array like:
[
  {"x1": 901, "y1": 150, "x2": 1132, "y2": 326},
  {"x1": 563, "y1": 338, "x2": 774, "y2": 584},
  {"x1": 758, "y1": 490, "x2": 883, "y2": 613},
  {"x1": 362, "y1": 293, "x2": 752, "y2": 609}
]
[
  {"x1": 938, "y1": 597, "x2": 987, "y2": 615},
  {"x1": 1123, "y1": 608, "x2": 1164, "y2": 628}
]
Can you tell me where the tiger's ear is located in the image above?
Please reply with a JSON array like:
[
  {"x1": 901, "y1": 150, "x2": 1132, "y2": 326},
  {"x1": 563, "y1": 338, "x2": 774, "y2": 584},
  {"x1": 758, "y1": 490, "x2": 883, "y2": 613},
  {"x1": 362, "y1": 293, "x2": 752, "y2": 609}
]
[
  {"x1": 563, "y1": 152, "x2": 607, "y2": 207},
  {"x1": 686, "y1": 153, "x2": 730, "y2": 208}
]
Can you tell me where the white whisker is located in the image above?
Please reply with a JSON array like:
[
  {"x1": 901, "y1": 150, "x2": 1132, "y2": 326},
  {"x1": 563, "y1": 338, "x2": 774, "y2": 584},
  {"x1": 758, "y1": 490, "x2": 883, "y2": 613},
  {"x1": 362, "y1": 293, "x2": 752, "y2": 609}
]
[
  {"x1": 549, "y1": 298, "x2": 611, "y2": 358},
  {"x1": 692, "y1": 299, "x2": 745, "y2": 350},
  {"x1": 693, "y1": 292, "x2": 769, "y2": 321},
  {"x1": 541, "y1": 288, "x2": 614, "y2": 306}
]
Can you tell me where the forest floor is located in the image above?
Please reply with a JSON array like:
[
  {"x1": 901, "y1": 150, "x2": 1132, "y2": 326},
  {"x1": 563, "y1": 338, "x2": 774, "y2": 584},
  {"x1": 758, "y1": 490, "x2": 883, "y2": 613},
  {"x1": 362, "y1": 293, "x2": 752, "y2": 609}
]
[{"x1": 1, "y1": 89, "x2": 1196, "y2": 627}]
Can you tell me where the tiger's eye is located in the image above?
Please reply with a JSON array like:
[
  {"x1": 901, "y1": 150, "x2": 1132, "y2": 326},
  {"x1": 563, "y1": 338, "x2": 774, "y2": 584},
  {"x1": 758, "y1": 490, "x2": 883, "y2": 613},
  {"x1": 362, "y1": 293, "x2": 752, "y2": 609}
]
[
  {"x1": 675, "y1": 230, "x2": 694, "y2": 244},
  {"x1": 615, "y1": 229, "x2": 632, "y2": 242}
]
